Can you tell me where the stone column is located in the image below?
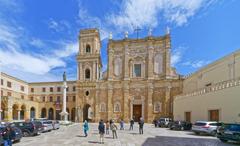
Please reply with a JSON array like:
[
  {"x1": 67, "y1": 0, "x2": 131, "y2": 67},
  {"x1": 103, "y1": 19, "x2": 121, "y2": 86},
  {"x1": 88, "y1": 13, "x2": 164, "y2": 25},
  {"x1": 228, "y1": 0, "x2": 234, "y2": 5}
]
[
  {"x1": 147, "y1": 83, "x2": 154, "y2": 123},
  {"x1": 93, "y1": 61, "x2": 96, "y2": 81},
  {"x1": 60, "y1": 81, "x2": 69, "y2": 122},
  {"x1": 124, "y1": 43, "x2": 130, "y2": 80},
  {"x1": 148, "y1": 44, "x2": 154, "y2": 79},
  {"x1": 95, "y1": 88, "x2": 100, "y2": 122},
  {"x1": 165, "y1": 35, "x2": 171, "y2": 78},
  {"x1": 108, "y1": 50, "x2": 114, "y2": 80},
  {"x1": 165, "y1": 86, "x2": 171, "y2": 117},
  {"x1": 123, "y1": 82, "x2": 129, "y2": 122},
  {"x1": 107, "y1": 84, "x2": 113, "y2": 120},
  {"x1": 6, "y1": 108, "x2": 13, "y2": 121},
  {"x1": 130, "y1": 100, "x2": 133, "y2": 120},
  {"x1": 17, "y1": 109, "x2": 21, "y2": 120}
]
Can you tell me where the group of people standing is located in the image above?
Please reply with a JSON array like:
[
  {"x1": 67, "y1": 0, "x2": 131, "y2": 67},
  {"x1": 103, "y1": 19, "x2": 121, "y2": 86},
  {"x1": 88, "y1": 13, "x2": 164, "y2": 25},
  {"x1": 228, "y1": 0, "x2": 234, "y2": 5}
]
[{"x1": 81, "y1": 117, "x2": 145, "y2": 144}]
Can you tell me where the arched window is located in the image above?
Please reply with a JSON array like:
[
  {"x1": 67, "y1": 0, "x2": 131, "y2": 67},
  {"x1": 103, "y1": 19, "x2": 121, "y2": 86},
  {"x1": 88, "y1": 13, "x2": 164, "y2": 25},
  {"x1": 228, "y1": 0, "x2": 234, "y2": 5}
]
[
  {"x1": 85, "y1": 69, "x2": 90, "y2": 79},
  {"x1": 154, "y1": 102, "x2": 162, "y2": 113},
  {"x1": 154, "y1": 54, "x2": 163, "y2": 74},
  {"x1": 86, "y1": 44, "x2": 91, "y2": 53},
  {"x1": 99, "y1": 102, "x2": 106, "y2": 112},
  {"x1": 114, "y1": 57, "x2": 122, "y2": 76},
  {"x1": 114, "y1": 102, "x2": 121, "y2": 112}
]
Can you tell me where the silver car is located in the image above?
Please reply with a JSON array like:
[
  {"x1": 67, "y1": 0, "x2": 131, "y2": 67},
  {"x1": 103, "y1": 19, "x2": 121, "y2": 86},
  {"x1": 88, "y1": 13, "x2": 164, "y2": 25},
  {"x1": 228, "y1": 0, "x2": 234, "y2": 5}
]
[
  {"x1": 52, "y1": 121, "x2": 60, "y2": 130},
  {"x1": 192, "y1": 121, "x2": 222, "y2": 136},
  {"x1": 41, "y1": 121, "x2": 53, "y2": 132}
]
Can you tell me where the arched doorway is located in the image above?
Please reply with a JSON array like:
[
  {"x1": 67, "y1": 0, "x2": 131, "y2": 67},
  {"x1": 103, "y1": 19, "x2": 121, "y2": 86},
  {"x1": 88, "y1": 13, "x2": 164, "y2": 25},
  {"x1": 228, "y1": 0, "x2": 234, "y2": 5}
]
[
  {"x1": 48, "y1": 108, "x2": 54, "y2": 120},
  {"x1": 30, "y1": 107, "x2": 35, "y2": 119},
  {"x1": 41, "y1": 108, "x2": 47, "y2": 118},
  {"x1": 12, "y1": 104, "x2": 19, "y2": 120},
  {"x1": 71, "y1": 108, "x2": 75, "y2": 122},
  {"x1": 20, "y1": 105, "x2": 26, "y2": 120},
  {"x1": 66, "y1": 108, "x2": 70, "y2": 121},
  {"x1": 83, "y1": 104, "x2": 91, "y2": 122},
  {"x1": 56, "y1": 110, "x2": 61, "y2": 120}
]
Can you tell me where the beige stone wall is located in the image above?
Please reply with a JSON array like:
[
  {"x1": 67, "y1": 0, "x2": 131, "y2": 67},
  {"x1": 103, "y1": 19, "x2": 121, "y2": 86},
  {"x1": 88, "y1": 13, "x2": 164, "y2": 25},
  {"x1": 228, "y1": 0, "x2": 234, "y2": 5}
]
[
  {"x1": 174, "y1": 49, "x2": 240, "y2": 123},
  {"x1": 183, "y1": 49, "x2": 240, "y2": 94}
]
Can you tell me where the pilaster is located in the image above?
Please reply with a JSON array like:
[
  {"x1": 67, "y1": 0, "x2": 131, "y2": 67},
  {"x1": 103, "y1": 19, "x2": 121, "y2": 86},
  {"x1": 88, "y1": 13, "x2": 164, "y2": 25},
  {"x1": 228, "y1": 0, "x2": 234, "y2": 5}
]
[
  {"x1": 123, "y1": 82, "x2": 129, "y2": 122},
  {"x1": 107, "y1": 84, "x2": 113, "y2": 120},
  {"x1": 147, "y1": 83, "x2": 154, "y2": 122}
]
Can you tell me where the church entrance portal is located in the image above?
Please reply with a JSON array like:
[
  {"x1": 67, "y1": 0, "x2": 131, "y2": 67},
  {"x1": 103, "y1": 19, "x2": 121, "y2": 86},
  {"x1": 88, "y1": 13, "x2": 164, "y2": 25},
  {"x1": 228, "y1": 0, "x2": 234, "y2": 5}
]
[
  {"x1": 133, "y1": 105, "x2": 142, "y2": 122},
  {"x1": 83, "y1": 104, "x2": 91, "y2": 122}
]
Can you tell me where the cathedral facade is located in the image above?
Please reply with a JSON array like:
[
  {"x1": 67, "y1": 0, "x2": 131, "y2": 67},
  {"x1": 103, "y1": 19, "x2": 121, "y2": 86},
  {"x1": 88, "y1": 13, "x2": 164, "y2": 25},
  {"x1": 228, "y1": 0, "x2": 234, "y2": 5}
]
[
  {"x1": 75, "y1": 29, "x2": 183, "y2": 122},
  {"x1": 0, "y1": 28, "x2": 183, "y2": 123}
]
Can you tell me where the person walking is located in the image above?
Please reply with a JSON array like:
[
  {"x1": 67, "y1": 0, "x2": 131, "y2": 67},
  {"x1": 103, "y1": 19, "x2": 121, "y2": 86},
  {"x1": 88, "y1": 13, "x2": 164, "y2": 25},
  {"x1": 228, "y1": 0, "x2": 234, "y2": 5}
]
[
  {"x1": 83, "y1": 120, "x2": 89, "y2": 137},
  {"x1": 153, "y1": 118, "x2": 158, "y2": 128},
  {"x1": 138, "y1": 117, "x2": 144, "y2": 134},
  {"x1": 120, "y1": 119, "x2": 124, "y2": 130},
  {"x1": 3, "y1": 126, "x2": 15, "y2": 146},
  {"x1": 98, "y1": 120, "x2": 105, "y2": 144},
  {"x1": 129, "y1": 119, "x2": 134, "y2": 130},
  {"x1": 111, "y1": 120, "x2": 118, "y2": 139},
  {"x1": 105, "y1": 121, "x2": 110, "y2": 135}
]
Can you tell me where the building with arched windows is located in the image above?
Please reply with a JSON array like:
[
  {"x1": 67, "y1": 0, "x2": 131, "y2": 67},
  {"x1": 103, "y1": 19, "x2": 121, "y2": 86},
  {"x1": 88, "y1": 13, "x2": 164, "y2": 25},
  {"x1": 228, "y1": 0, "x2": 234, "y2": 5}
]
[{"x1": 0, "y1": 28, "x2": 183, "y2": 123}]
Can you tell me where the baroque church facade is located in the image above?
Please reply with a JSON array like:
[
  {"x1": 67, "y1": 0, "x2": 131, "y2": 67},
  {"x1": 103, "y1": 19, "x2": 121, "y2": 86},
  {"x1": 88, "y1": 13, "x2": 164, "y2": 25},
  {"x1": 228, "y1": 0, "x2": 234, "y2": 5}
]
[
  {"x1": 75, "y1": 28, "x2": 183, "y2": 123},
  {"x1": 0, "y1": 28, "x2": 183, "y2": 123}
]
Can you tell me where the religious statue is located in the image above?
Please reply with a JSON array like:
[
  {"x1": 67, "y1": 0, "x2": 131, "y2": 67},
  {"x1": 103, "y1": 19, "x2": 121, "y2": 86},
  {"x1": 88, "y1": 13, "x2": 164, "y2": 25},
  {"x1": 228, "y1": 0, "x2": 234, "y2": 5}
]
[
  {"x1": 63, "y1": 71, "x2": 66, "y2": 81},
  {"x1": 124, "y1": 31, "x2": 128, "y2": 38},
  {"x1": 109, "y1": 32, "x2": 113, "y2": 39}
]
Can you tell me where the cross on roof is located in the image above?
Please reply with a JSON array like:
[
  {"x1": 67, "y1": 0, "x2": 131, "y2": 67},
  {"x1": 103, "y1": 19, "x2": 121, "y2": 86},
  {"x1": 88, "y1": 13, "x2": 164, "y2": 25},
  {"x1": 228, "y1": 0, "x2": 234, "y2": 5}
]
[{"x1": 134, "y1": 26, "x2": 141, "y2": 39}]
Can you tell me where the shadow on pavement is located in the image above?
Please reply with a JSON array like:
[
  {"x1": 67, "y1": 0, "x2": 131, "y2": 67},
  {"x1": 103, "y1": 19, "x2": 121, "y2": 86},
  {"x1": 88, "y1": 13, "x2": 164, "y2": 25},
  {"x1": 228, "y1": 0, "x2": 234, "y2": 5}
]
[
  {"x1": 142, "y1": 136, "x2": 238, "y2": 146},
  {"x1": 88, "y1": 140, "x2": 100, "y2": 144},
  {"x1": 76, "y1": 135, "x2": 87, "y2": 137}
]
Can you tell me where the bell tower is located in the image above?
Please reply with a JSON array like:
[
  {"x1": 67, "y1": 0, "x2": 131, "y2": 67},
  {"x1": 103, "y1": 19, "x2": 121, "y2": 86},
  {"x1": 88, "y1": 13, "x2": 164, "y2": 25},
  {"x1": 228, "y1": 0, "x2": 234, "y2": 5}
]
[{"x1": 77, "y1": 29, "x2": 102, "y2": 82}]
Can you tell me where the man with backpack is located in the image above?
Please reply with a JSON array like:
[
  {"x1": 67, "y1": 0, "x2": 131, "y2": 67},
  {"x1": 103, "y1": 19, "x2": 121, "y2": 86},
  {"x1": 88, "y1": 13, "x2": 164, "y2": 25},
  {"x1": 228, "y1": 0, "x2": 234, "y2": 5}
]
[{"x1": 98, "y1": 120, "x2": 105, "y2": 144}]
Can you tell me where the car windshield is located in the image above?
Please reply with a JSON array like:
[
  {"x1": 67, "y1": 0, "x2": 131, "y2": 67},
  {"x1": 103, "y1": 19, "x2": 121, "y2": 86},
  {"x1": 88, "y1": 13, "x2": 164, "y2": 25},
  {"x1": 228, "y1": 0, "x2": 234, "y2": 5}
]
[
  {"x1": 159, "y1": 119, "x2": 165, "y2": 122},
  {"x1": 225, "y1": 125, "x2": 240, "y2": 131}
]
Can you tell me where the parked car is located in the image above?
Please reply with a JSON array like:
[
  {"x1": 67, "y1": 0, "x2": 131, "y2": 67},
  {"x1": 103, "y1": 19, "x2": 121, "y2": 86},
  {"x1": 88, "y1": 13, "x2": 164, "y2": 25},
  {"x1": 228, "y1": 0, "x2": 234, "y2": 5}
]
[
  {"x1": 0, "y1": 125, "x2": 23, "y2": 144},
  {"x1": 158, "y1": 118, "x2": 173, "y2": 127},
  {"x1": 192, "y1": 121, "x2": 222, "y2": 136},
  {"x1": 217, "y1": 123, "x2": 240, "y2": 143},
  {"x1": 12, "y1": 121, "x2": 39, "y2": 137},
  {"x1": 170, "y1": 121, "x2": 192, "y2": 131},
  {"x1": 52, "y1": 121, "x2": 60, "y2": 130},
  {"x1": 40, "y1": 121, "x2": 53, "y2": 132}
]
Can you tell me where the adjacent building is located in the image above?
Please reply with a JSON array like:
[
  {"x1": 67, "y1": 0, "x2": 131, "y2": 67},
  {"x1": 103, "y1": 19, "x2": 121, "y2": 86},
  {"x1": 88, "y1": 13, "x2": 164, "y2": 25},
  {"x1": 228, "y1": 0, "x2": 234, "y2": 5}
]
[{"x1": 174, "y1": 49, "x2": 240, "y2": 123}]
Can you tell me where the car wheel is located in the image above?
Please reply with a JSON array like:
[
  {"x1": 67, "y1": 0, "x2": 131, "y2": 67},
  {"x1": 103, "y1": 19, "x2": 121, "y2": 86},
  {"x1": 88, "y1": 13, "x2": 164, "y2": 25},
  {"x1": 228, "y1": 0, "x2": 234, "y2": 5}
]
[
  {"x1": 211, "y1": 130, "x2": 217, "y2": 137},
  {"x1": 220, "y1": 139, "x2": 227, "y2": 143},
  {"x1": 23, "y1": 131, "x2": 30, "y2": 137}
]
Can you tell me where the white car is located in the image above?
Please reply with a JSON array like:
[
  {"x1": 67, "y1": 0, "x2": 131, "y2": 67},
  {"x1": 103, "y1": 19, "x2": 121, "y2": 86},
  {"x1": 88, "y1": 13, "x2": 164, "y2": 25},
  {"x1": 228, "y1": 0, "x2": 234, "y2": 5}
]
[
  {"x1": 41, "y1": 121, "x2": 54, "y2": 132},
  {"x1": 52, "y1": 121, "x2": 60, "y2": 130},
  {"x1": 192, "y1": 121, "x2": 222, "y2": 136}
]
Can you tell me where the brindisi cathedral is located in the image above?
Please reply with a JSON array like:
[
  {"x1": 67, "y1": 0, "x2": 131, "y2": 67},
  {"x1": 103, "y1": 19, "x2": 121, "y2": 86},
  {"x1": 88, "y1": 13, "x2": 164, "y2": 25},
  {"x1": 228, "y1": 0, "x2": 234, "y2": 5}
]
[
  {"x1": 0, "y1": 28, "x2": 183, "y2": 123},
  {"x1": 75, "y1": 28, "x2": 182, "y2": 123}
]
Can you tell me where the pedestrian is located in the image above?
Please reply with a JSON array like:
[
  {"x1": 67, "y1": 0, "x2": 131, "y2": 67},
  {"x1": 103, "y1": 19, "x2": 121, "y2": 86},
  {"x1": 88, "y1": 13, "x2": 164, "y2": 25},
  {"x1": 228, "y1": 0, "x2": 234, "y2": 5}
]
[
  {"x1": 111, "y1": 120, "x2": 118, "y2": 139},
  {"x1": 83, "y1": 120, "x2": 89, "y2": 137},
  {"x1": 3, "y1": 126, "x2": 15, "y2": 146},
  {"x1": 105, "y1": 120, "x2": 110, "y2": 135},
  {"x1": 109, "y1": 119, "x2": 113, "y2": 125},
  {"x1": 153, "y1": 118, "x2": 158, "y2": 128},
  {"x1": 129, "y1": 119, "x2": 134, "y2": 130},
  {"x1": 120, "y1": 119, "x2": 124, "y2": 130},
  {"x1": 98, "y1": 120, "x2": 105, "y2": 144},
  {"x1": 138, "y1": 117, "x2": 144, "y2": 134}
]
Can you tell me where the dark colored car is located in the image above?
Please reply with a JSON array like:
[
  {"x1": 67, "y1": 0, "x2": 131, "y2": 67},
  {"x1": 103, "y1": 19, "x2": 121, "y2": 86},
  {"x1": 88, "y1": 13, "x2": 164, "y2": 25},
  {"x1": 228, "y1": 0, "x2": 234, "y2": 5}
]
[
  {"x1": 12, "y1": 121, "x2": 39, "y2": 137},
  {"x1": 158, "y1": 118, "x2": 173, "y2": 127},
  {"x1": 217, "y1": 124, "x2": 240, "y2": 143},
  {"x1": 0, "y1": 126, "x2": 23, "y2": 144},
  {"x1": 170, "y1": 121, "x2": 192, "y2": 131}
]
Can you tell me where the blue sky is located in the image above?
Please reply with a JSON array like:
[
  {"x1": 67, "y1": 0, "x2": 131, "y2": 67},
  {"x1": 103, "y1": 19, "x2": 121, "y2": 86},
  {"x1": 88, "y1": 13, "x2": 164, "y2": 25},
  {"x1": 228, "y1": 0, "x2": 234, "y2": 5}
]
[{"x1": 0, "y1": 0, "x2": 239, "y2": 82}]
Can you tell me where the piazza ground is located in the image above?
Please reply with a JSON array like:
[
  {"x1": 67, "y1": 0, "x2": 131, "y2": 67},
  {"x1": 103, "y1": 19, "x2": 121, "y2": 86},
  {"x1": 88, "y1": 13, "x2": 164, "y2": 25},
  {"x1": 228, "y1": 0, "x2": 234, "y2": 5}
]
[{"x1": 14, "y1": 123, "x2": 237, "y2": 146}]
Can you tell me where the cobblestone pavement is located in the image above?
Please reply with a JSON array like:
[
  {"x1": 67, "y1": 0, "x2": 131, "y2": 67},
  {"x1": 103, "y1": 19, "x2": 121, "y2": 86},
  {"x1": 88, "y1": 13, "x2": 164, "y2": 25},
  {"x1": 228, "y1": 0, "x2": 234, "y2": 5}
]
[{"x1": 14, "y1": 123, "x2": 238, "y2": 146}]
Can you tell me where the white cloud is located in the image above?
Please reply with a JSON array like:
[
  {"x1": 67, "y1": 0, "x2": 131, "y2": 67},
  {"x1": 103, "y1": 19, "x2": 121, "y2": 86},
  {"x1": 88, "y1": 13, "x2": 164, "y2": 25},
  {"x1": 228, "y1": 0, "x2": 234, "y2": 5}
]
[
  {"x1": 171, "y1": 46, "x2": 186, "y2": 66},
  {"x1": 182, "y1": 60, "x2": 210, "y2": 68},
  {"x1": 107, "y1": 0, "x2": 217, "y2": 30},
  {"x1": 48, "y1": 19, "x2": 71, "y2": 32},
  {"x1": 54, "y1": 42, "x2": 79, "y2": 58},
  {"x1": 29, "y1": 38, "x2": 45, "y2": 48}
]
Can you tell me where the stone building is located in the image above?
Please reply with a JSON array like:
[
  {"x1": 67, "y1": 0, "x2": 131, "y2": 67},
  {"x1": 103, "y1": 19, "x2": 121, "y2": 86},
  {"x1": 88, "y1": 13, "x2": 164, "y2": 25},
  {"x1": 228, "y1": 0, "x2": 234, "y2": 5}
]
[
  {"x1": 0, "y1": 28, "x2": 183, "y2": 123},
  {"x1": 174, "y1": 49, "x2": 240, "y2": 123}
]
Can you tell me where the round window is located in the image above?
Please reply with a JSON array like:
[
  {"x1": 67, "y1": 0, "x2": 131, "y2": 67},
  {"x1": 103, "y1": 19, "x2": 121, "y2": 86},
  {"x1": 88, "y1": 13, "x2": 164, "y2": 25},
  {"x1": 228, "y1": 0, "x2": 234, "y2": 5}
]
[{"x1": 85, "y1": 91, "x2": 89, "y2": 96}]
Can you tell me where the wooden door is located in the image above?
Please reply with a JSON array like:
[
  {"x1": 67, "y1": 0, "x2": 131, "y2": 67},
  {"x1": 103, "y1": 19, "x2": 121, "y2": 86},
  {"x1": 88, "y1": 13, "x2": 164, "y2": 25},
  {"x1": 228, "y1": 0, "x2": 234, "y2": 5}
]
[
  {"x1": 209, "y1": 110, "x2": 219, "y2": 121},
  {"x1": 133, "y1": 105, "x2": 142, "y2": 122},
  {"x1": 185, "y1": 112, "x2": 191, "y2": 122}
]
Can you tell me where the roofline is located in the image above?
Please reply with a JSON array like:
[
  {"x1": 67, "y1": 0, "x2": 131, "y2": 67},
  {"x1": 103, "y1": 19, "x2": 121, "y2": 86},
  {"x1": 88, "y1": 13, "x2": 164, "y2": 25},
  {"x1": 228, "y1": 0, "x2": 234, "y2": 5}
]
[
  {"x1": 29, "y1": 80, "x2": 77, "y2": 85},
  {"x1": 0, "y1": 72, "x2": 28, "y2": 84},
  {"x1": 184, "y1": 48, "x2": 240, "y2": 79}
]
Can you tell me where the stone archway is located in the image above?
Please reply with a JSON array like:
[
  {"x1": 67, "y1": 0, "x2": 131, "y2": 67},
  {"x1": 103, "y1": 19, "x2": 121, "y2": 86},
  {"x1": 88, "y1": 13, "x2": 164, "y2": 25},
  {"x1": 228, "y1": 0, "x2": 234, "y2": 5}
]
[
  {"x1": 12, "y1": 104, "x2": 19, "y2": 120},
  {"x1": 20, "y1": 105, "x2": 26, "y2": 120},
  {"x1": 48, "y1": 108, "x2": 54, "y2": 120},
  {"x1": 41, "y1": 108, "x2": 47, "y2": 118},
  {"x1": 30, "y1": 107, "x2": 36, "y2": 119},
  {"x1": 83, "y1": 104, "x2": 91, "y2": 122},
  {"x1": 71, "y1": 108, "x2": 76, "y2": 122}
]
